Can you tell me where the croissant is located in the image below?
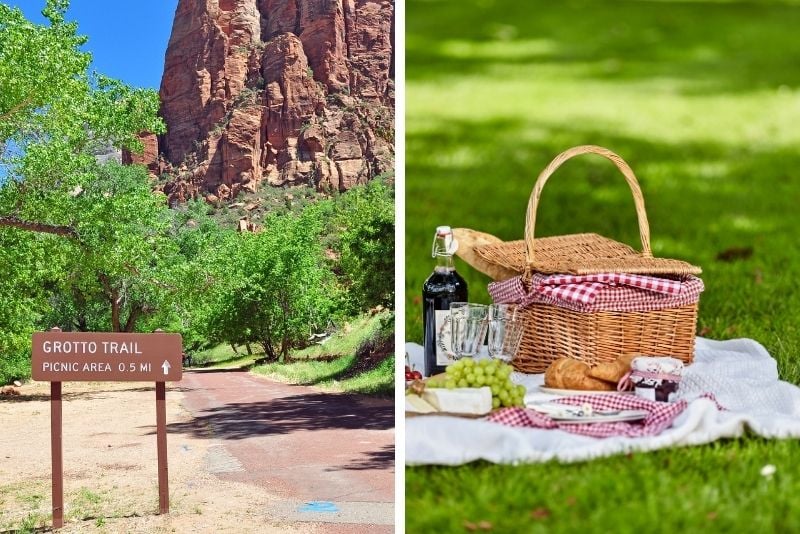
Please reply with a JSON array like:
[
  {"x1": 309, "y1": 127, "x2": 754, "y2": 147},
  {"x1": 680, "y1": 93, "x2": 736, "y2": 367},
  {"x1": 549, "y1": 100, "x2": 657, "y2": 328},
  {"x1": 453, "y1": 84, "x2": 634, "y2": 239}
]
[
  {"x1": 589, "y1": 353, "x2": 639, "y2": 384},
  {"x1": 544, "y1": 358, "x2": 616, "y2": 391}
]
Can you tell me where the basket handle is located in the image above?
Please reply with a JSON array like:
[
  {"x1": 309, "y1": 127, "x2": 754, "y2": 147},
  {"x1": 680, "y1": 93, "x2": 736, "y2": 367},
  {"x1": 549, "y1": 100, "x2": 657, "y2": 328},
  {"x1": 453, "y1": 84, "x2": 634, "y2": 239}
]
[{"x1": 524, "y1": 145, "x2": 652, "y2": 268}]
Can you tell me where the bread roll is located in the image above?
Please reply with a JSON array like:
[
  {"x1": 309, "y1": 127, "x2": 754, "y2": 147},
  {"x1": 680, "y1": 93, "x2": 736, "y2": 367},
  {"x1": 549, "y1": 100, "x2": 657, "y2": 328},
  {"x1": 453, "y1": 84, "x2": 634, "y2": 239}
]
[{"x1": 452, "y1": 228, "x2": 519, "y2": 281}]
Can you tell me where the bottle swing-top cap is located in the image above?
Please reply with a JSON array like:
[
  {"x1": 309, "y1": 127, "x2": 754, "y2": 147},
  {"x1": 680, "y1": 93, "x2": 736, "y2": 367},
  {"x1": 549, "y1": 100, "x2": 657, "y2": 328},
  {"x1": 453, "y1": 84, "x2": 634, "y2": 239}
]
[
  {"x1": 432, "y1": 226, "x2": 459, "y2": 257},
  {"x1": 436, "y1": 225, "x2": 452, "y2": 236}
]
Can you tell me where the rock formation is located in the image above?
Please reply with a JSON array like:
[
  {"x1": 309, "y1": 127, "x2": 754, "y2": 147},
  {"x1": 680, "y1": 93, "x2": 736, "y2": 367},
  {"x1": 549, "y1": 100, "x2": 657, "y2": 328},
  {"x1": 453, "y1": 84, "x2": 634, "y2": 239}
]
[
  {"x1": 148, "y1": 0, "x2": 394, "y2": 205},
  {"x1": 120, "y1": 132, "x2": 159, "y2": 174}
]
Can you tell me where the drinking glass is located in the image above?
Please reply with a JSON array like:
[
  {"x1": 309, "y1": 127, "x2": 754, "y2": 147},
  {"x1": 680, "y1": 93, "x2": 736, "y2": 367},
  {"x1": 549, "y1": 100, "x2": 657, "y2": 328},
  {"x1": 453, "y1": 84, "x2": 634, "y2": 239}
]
[
  {"x1": 437, "y1": 301, "x2": 466, "y2": 358},
  {"x1": 487, "y1": 304, "x2": 524, "y2": 362},
  {"x1": 450, "y1": 302, "x2": 488, "y2": 359},
  {"x1": 488, "y1": 303, "x2": 520, "y2": 322}
]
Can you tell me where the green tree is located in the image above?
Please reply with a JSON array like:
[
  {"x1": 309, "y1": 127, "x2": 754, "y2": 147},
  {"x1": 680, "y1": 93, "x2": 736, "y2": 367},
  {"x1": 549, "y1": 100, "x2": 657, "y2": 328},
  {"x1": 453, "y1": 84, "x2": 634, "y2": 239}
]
[
  {"x1": 0, "y1": 228, "x2": 69, "y2": 381},
  {"x1": 161, "y1": 199, "x2": 235, "y2": 350},
  {"x1": 0, "y1": 0, "x2": 88, "y2": 140},
  {"x1": 203, "y1": 210, "x2": 338, "y2": 360},
  {"x1": 333, "y1": 180, "x2": 395, "y2": 311},
  {"x1": 43, "y1": 163, "x2": 181, "y2": 332},
  {"x1": 0, "y1": 1, "x2": 168, "y2": 382},
  {"x1": 0, "y1": 0, "x2": 164, "y2": 235}
]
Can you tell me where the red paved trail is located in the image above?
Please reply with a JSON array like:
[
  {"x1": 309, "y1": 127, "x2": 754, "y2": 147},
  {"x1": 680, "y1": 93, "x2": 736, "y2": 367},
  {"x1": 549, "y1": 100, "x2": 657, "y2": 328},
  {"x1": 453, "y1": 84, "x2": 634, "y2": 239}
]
[{"x1": 174, "y1": 370, "x2": 394, "y2": 531}]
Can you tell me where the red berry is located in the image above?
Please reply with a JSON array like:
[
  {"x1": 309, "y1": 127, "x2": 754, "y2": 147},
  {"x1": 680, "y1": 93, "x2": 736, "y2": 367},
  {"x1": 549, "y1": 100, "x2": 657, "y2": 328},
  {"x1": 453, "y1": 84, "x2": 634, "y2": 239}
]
[{"x1": 411, "y1": 370, "x2": 423, "y2": 380}]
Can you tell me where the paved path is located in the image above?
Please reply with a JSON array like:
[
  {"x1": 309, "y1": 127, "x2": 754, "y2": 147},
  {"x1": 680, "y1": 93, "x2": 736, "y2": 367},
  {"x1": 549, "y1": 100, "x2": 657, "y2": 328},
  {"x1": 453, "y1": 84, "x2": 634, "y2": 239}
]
[{"x1": 175, "y1": 370, "x2": 394, "y2": 532}]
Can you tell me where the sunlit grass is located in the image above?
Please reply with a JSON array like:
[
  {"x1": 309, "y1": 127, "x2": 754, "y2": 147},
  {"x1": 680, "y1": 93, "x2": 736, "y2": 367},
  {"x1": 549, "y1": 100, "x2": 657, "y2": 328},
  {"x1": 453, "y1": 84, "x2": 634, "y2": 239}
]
[
  {"x1": 254, "y1": 355, "x2": 355, "y2": 384},
  {"x1": 250, "y1": 311, "x2": 393, "y2": 396},
  {"x1": 253, "y1": 353, "x2": 394, "y2": 395},
  {"x1": 191, "y1": 312, "x2": 393, "y2": 395},
  {"x1": 205, "y1": 354, "x2": 258, "y2": 369},
  {"x1": 407, "y1": 438, "x2": 800, "y2": 533},
  {"x1": 291, "y1": 312, "x2": 390, "y2": 359}
]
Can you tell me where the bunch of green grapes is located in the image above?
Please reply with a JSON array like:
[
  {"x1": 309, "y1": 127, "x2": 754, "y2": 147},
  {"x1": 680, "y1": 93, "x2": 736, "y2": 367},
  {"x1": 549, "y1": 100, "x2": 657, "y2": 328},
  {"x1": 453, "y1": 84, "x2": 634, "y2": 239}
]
[{"x1": 427, "y1": 358, "x2": 527, "y2": 409}]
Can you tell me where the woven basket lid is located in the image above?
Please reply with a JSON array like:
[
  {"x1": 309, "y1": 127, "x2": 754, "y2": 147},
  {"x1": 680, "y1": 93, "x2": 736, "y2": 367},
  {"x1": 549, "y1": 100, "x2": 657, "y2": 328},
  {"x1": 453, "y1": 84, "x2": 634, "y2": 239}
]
[
  {"x1": 473, "y1": 146, "x2": 702, "y2": 277},
  {"x1": 475, "y1": 232, "x2": 701, "y2": 276}
]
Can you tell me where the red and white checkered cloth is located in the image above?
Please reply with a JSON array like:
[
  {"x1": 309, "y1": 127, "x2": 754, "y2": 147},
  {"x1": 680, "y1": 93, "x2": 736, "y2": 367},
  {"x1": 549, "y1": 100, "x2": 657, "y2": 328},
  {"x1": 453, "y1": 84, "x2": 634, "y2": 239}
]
[
  {"x1": 487, "y1": 393, "x2": 722, "y2": 438},
  {"x1": 538, "y1": 273, "x2": 682, "y2": 303},
  {"x1": 489, "y1": 273, "x2": 703, "y2": 313}
]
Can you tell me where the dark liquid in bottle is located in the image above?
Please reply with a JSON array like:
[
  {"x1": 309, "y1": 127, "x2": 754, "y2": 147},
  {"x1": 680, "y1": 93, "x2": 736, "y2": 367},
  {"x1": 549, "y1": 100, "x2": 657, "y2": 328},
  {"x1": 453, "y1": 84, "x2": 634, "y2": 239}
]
[{"x1": 423, "y1": 269, "x2": 468, "y2": 376}]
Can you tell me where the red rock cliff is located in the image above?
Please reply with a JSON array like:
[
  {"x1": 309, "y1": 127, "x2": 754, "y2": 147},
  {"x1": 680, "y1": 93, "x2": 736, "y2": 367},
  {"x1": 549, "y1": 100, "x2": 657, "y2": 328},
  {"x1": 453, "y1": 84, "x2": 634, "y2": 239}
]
[{"x1": 154, "y1": 0, "x2": 394, "y2": 204}]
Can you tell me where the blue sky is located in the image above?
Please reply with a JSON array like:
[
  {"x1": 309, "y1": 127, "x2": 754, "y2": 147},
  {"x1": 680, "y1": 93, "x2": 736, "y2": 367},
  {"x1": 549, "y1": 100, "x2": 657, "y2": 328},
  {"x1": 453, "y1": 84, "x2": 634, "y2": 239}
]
[{"x1": 10, "y1": 0, "x2": 178, "y2": 89}]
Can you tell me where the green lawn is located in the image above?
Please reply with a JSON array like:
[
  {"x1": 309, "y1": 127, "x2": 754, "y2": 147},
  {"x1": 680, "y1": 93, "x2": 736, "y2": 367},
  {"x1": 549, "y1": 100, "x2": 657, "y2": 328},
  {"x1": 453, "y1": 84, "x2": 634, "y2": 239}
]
[{"x1": 406, "y1": 0, "x2": 800, "y2": 530}]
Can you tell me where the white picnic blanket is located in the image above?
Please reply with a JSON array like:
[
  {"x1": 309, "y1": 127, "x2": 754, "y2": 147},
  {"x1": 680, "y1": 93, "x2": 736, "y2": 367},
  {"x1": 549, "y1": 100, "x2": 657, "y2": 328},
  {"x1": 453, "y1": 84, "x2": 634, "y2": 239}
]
[{"x1": 405, "y1": 337, "x2": 800, "y2": 465}]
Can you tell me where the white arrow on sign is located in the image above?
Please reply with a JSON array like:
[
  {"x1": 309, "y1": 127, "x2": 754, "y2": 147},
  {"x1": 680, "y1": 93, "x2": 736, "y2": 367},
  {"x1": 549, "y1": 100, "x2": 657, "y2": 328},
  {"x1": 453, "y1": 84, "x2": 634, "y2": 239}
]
[{"x1": 162, "y1": 360, "x2": 171, "y2": 375}]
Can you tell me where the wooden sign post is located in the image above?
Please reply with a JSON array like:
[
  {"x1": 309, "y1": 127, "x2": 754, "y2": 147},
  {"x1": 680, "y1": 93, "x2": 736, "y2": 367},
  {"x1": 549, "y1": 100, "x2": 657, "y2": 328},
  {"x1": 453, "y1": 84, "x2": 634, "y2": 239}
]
[{"x1": 32, "y1": 328, "x2": 183, "y2": 529}]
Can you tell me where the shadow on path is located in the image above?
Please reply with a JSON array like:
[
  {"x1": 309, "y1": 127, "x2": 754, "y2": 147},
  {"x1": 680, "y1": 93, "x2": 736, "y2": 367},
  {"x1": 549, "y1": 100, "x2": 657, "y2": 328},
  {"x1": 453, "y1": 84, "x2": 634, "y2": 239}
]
[
  {"x1": 328, "y1": 443, "x2": 395, "y2": 472},
  {"x1": 2, "y1": 385, "x2": 195, "y2": 403},
  {"x1": 166, "y1": 391, "x2": 393, "y2": 440}
]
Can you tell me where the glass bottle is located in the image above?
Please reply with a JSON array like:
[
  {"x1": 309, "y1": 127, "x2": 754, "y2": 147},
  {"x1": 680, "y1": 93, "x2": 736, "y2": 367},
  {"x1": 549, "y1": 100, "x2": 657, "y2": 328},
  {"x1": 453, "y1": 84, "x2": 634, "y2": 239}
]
[{"x1": 422, "y1": 226, "x2": 468, "y2": 376}]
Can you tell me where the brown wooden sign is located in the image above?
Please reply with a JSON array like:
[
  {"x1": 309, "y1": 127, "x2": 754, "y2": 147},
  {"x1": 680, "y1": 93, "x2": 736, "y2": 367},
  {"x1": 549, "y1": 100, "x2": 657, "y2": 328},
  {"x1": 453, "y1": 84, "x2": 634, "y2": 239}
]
[
  {"x1": 32, "y1": 331, "x2": 183, "y2": 382},
  {"x1": 34, "y1": 329, "x2": 181, "y2": 529}
]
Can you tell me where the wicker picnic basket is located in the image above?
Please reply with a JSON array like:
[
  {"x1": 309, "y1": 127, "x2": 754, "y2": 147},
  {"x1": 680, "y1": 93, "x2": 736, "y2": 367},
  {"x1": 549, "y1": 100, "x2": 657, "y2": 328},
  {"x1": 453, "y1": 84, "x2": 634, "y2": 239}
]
[{"x1": 474, "y1": 145, "x2": 703, "y2": 373}]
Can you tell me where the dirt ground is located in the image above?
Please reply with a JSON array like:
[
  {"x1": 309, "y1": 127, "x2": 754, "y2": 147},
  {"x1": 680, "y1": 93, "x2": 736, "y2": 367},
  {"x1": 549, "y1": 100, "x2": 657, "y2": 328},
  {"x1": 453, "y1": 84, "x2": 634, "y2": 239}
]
[{"x1": 0, "y1": 380, "x2": 346, "y2": 533}]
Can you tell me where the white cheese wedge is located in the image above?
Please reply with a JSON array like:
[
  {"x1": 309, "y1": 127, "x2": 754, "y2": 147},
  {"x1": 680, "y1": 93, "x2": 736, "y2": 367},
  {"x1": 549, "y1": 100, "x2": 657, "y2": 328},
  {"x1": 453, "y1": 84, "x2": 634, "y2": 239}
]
[
  {"x1": 405, "y1": 394, "x2": 437, "y2": 414},
  {"x1": 421, "y1": 387, "x2": 493, "y2": 415}
]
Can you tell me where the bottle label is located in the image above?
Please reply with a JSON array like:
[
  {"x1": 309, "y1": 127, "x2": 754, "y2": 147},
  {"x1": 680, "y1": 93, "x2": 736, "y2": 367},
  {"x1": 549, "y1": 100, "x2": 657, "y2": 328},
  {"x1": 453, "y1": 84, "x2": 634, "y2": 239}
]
[{"x1": 435, "y1": 309, "x2": 455, "y2": 366}]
